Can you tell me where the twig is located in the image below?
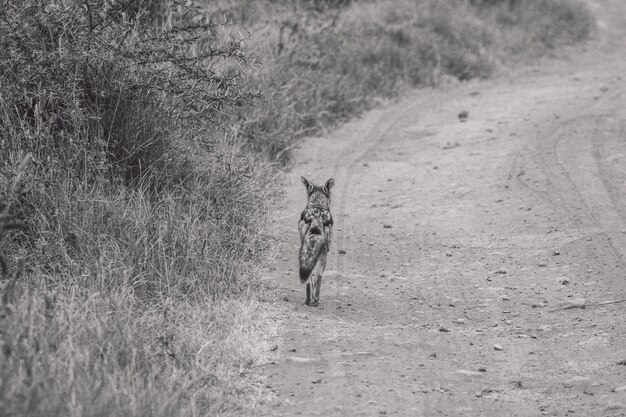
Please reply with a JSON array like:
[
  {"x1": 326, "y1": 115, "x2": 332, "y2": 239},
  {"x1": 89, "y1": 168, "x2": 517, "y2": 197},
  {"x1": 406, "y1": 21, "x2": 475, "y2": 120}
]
[
  {"x1": 550, "y1": 299, "x2": 626, "y2": 312},
  {"x1": 596, "y1": 299, "x2": 626, "y2": 307}
]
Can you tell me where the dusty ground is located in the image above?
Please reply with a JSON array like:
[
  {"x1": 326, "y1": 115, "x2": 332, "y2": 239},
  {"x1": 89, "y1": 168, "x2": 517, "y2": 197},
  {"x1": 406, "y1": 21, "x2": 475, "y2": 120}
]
[{"x1": 256, "y1": 1, "x2": 626, "y2": 415}]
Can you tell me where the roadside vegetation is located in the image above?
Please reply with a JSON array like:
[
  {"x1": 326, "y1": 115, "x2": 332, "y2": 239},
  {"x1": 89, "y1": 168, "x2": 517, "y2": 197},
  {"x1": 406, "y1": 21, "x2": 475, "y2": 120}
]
[{"x1": 0, "y1": 0, "x2": 593, "y2": 415}]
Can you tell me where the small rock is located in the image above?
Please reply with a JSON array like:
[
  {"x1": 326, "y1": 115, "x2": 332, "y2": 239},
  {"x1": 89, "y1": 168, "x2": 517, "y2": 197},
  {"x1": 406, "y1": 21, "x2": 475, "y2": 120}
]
[
  {"x1": 613, "y1": 385, "x2": 626, "y2": 393},
  {"x1": 453, "y1": 318, "x2": 466, "y2": 324},
  {"x1": 604, "y1": 403, "x2": 625, "y2": 412},
  {"x1": 270, "y1": 345, "x2": 278, "y2": 351},
  {"x1": 552, "y1": 250, "x2": 561, "y2": 256},
  {"x1": 616, "y1": 359, "x2": 626, "y2": 365},
  {"x1": 538, "y1": 262, "x2": 548, "y2": 267},
  {"x1": 286, "y1": 357, "x2": 316, "y2": 363},
  {"x1": 439, "y1": 326, "x2": 451, "y2": 332},
  {"x1": 505, "y1": 320, "x2": 513, "y2": 325},
  {"x1": 442, "y1": 141, "x2": 461, "y2": 150},
  {"x1": 494, "y1": 344, "x2": 504, "y2": 351},
  {"x1": 494, "y1": 269, "x2": 507, "y2": 274},
  {"x1": 338, "y1": 249, "x2": 346, "y2": 255},
  {"x1": 478, "y1": 367, "x2": 487, "y2": 373},
  {"x1": 569, "y1": 298, "x2": 586, "y2": 308},
  {"x1": 383, "y1": 224, "x2": 392, "y2": 229},
  {"x1": 312, "y1": 378, "x2": 322, "y2": 384},
  {"x1": 446, "y1": 251, "x2": 453, "y2": 257},
  {"x1": 559, "y1": 277, "x2": 570, "y2": 285},
  {"x1": 282, "y1": 296, "x2": 289, "y2": 302},
  {"x1": 458, "y1": 110, "x2": 469, "y2": 121},
  {"x1": 455, "y1": 369, "x2": 484, "y2": 376},
  {"x1": 501, "y1": 296, "x2": 511, "y2": 301}
]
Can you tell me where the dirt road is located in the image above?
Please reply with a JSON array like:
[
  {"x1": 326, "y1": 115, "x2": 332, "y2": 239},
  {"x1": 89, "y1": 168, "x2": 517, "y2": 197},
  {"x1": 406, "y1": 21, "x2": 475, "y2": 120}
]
[{"x1": 257, "y1": 1, "x2": 626, "y2": 415}]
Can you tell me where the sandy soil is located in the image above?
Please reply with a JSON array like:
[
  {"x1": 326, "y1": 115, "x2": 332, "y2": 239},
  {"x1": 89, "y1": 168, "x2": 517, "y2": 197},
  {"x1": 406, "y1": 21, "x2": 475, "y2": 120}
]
[{"x1": 256, "y1": 1, "x2": 626, "y2": 415}]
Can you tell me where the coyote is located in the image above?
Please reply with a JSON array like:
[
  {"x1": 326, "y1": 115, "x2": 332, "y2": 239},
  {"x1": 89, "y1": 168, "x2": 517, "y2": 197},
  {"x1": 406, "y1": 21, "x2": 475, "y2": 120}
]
[{"x1": 298, "y1": 177, "x2": 334, "y2": 306}]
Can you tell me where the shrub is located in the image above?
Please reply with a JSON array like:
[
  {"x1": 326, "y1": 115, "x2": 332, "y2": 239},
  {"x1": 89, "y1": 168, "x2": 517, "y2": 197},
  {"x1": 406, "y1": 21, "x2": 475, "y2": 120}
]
[
  {"x1": 471, "y1": 0, "x2": 594, "y2": 57},
  {"x1": 0, "y1": 0, "x2": 266, "y2": 298}
]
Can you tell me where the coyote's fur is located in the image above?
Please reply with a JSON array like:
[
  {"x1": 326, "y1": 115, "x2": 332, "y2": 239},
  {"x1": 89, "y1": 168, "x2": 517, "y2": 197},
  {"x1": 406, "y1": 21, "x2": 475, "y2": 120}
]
[{"x1": 298, "y1": 176, "x2": 334, "y2": 306}]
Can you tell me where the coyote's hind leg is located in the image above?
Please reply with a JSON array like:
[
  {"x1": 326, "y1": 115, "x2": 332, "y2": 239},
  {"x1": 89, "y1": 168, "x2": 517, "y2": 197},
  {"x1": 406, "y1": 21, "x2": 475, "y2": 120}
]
[
  {"x1": 310, "y1": 252, "x2": 327, "y2": 307},
  {"x1": 305, "y1": 281, "x2": 311, "y2": 305}
]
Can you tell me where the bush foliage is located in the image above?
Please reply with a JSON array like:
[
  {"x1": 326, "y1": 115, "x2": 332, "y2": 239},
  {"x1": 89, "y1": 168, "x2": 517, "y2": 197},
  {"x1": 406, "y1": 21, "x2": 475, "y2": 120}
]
[{"x1": 0, "y1": 0, "x2": 266, "y2": 298}]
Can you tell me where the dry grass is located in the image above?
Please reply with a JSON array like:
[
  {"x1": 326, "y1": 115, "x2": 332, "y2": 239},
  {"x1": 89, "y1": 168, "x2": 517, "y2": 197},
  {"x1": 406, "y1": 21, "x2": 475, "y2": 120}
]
[{"x1": 0, "y1": 289, "x2": 275, "y2": 417}]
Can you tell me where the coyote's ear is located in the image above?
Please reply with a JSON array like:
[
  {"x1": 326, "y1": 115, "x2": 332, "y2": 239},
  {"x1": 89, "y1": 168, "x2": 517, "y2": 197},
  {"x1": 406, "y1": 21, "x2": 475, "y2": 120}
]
[
  {"x1": 323, "y1": 178, "x2": 335, "y2": 194},
  {"x1": 301, "y1": 176, "x2": 313, "y2": 194}
]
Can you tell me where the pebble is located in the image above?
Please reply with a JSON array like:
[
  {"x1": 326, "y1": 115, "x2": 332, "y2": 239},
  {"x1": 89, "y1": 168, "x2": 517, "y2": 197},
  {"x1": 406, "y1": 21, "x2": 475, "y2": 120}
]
[
  {"x1": 455, "y1": 369, "x2": 484, "y2": 377},
  {"x1": 493, "y1": 344, "x2": 504, "y2": 351},
  {"x1": 286, "y1": 357, "x2": 316, "y2": 363},
  {"x1": 613, "y1": 385, "x2": 626, "y2": 393}
]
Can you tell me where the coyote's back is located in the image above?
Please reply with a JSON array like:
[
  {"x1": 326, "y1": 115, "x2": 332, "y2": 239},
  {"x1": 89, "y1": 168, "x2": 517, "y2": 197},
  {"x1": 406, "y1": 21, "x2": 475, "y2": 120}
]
[{"x1": 298, "y1": 176, "x2": 334, "y2": 306}]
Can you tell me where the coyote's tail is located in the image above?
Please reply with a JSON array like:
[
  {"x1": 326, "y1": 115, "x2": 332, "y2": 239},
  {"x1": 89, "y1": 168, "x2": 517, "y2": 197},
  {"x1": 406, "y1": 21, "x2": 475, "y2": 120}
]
[{"x1": 299, "y1": 223, "x2": 325, "y2": 283}]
